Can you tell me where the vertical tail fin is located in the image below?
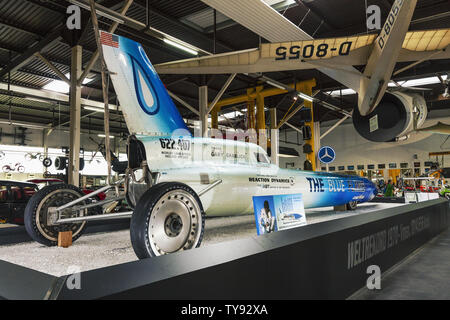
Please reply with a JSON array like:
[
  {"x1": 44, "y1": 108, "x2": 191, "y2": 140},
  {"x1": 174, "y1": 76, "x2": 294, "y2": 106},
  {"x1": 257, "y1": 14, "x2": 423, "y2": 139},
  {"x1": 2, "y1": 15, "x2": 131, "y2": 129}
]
[{"x1": 101, "y1": 31, "x2": 189, "y2": 135}]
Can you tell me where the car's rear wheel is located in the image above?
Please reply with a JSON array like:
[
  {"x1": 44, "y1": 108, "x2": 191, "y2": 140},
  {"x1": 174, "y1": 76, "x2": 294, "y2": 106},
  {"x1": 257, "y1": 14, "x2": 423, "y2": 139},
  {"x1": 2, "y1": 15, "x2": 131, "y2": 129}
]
[
  {"x1": 24, "y1": 184, "x2": 89, "y2": 246},
  {"x1": 130, "y1": 182, "x2": 205, "y2": 259}
]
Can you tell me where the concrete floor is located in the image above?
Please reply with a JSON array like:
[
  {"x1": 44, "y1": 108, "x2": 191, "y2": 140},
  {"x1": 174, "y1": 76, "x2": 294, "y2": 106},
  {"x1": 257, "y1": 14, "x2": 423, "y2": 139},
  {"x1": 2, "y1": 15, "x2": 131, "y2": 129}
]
[
  {"x1": 350, "y1": 228, "x2": 450, "y2": 300},
  {"x1": 0, "y1": 202, "x2": 404, "y2": 276}
]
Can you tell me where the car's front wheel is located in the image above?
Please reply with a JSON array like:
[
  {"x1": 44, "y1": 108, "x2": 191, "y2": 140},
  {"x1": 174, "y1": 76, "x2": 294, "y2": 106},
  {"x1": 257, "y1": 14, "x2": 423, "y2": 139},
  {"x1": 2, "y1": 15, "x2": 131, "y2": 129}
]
[{"x1": 130, "y1": 182, "x2": 205, "y2": 259}]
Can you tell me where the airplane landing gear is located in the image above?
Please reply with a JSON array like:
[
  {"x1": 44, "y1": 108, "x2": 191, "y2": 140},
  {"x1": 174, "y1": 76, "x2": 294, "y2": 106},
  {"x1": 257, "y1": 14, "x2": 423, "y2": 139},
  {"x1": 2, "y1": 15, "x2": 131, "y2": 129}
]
[{"x1": 130, "y1": 182, "x2": 205, "y2": 259}]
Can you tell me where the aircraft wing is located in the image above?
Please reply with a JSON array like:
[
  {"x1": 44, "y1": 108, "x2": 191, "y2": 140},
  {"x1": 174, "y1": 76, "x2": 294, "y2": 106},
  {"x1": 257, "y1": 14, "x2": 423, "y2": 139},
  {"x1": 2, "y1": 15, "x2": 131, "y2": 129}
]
[
  {"x1": 155, "y1": 29, "x2": 450, "y2": 75},
  {"x1": 415, "y1": 121, "x2": 450, "y2": 135}
]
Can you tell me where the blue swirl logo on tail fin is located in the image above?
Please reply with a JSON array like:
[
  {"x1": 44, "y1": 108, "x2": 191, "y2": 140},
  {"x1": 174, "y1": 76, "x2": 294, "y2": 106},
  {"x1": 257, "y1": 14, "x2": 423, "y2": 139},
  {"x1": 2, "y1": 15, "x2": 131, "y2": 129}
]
[{"x1": 130, "y1": 55, "x2": 160, "y2": 115}]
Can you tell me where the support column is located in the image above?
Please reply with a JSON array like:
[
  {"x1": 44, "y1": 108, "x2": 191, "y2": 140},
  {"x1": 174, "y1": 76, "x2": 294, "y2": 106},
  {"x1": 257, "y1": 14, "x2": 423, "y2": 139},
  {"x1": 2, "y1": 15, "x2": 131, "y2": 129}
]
[
  {"x1": 246, "y1": 88, "x2": 256, "y2": 130},
  {"x1": 299, "y1": 80, "x2": 317, "y2": 171},
  {"x1": 199, "y1": 86, "x2": 208, "y2": 137},
  {"x1": 211, "y1": 105, "x2": 220, "y2": 129},
  {"x1": 42, "y1": 129, "x2": 49, "y2": 176},
  {"x1": 255, "y1": 86, "x2": 265, "y2": 132},
  {"x1": 270, "y1": 108, "x2": 279, "y2": 166},
  {"x1": 114, "y1": 138, "x2": 120, "y2": 180},
  {"x1": 255, "y1": 86, "x2": 266, "y2": 149},
  {"x1": 68, "y1": 45, "x2": 82, "y2": 186},
  {"x1": 313, "y1": 121, "x2": 321, "y2": 171}
]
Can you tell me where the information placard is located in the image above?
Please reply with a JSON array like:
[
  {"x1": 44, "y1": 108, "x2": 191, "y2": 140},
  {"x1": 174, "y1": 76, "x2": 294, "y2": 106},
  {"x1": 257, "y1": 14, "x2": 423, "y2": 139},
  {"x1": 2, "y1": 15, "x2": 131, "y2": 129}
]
[{"x1": 252, "y1": 194, "x2": 307, "y2": 235}]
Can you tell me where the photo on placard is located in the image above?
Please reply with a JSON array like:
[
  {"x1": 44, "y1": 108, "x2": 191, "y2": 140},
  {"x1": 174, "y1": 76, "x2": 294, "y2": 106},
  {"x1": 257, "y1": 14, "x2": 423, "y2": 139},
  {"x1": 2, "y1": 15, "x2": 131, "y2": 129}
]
[
  {"x1": 252, "y1": 196, "x2": 277, "y2": 235},
  {"x1": 273, "y1": 194, "x2": 307, "y2": 231}
]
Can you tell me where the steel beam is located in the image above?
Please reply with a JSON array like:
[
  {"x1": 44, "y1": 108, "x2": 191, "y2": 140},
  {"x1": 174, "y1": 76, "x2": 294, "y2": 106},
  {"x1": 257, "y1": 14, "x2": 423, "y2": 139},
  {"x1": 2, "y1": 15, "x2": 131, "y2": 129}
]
[
  {"x1": 277, "y1": 90, "x2": 320, "y2": 129},
  {"x1": 0, "y1": 24, "x2": 63, "y2": 80},
  {"x1": 78, "y1": 0, "x2": 134, "y2": 86},
  {"x1": 247, "y1": 88, "x2": 256, "y2": 130},
  {"x1": 199, "y1": 86, "x2": 209, "y2": 137},
  {"x1": 215, "y1": 79, "x2": 316, "y2": 108},
  {"x1": 320, "y1": 114, "x2": 351, "y2": 140},
  {"x1": 133, "y1": 2, "x2": 234, "y2": 52},
  {"x1": 317, "y1": 100, "x2": 352, "y2": 117},
  {"x1": 168, "y1": 91, "x2": 200, "y2": 116},
  {"x1": 285, "y1": 122, "x2": 302, "y2": 134},
  {"x1": 211, "y1": 105, "x2": 220, "y2": 129},
  {"x1": 313, "y1": 121, "x2": 321, "y2": 171},
  {"x1": 68, "y1": 45, "x2": 82, "y2": 187},
  {"x1": 0, "y1": 82, "x2": 117, "y2": 109},
  {"x1": 89, "y1": 0, "x2": 112, "y2": 184},
  {"x1": 34, "y1": 52, "x2": 70, "y2": 85},
  {"x1": 255, "y1": 86, "x2": 265, "y2": 131},
  {"x1": 68, "y1": 0, "x2": 210, "y2": 56},
  {"x1": 207, "y1": 73, "x2": 236, "y2": 114},
  {"x1": 270, "y1": 108, "x2": 279, "y2": 166},
  {"x1": 297, "y1": 81, "x2": 316, "y2": 171}
]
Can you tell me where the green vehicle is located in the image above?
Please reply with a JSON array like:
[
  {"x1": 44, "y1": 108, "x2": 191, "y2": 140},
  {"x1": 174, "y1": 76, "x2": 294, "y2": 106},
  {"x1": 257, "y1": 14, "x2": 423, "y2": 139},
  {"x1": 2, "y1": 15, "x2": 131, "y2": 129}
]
[{"x1": 439, "y1": 186, "x2": 450, "y2": 199}]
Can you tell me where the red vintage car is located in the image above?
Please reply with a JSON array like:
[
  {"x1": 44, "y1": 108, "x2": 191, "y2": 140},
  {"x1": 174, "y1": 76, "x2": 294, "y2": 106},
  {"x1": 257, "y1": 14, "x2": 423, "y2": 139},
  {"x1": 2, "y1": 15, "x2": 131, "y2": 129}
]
[
  {"x1": 0, "y1": 179, "x2": 107, "y2": 226},
  {"x1": 0, "y1": 180, "x2": 39, "y2": 225}
]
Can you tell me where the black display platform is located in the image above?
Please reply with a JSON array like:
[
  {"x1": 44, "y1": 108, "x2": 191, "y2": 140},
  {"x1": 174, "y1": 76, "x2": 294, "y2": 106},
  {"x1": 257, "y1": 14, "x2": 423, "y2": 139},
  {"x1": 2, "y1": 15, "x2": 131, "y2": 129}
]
[{"x1": 0, "y1": 199, "x2": 448, "y2": 300}]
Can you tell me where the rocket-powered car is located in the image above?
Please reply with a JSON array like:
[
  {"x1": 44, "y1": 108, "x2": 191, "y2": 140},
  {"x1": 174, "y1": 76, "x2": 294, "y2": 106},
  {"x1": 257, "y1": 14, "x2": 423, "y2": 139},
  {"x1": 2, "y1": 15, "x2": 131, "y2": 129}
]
[{"x1": 24, "y1": 32, "x2": 376, "y2": 259}]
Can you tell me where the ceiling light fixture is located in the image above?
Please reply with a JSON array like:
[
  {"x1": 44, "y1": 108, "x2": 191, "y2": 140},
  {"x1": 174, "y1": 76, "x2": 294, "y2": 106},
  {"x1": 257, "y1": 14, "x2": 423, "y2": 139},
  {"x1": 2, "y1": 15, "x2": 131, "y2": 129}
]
[
  {"x1": 84, "y1": 106, "x2": 104, "y2": 113},
  {"x1": 98, "y1": 134, "x2": 114, "y2": 139},
  {"x1": 298, "y1": 92, "x2": 314, "y2": 102},
  {"x1": 265, "y1": 80, "x2": 287, "y2": 90},
  {"x1": 163, "y1": 39, "x2": 198, "y2": 56}
]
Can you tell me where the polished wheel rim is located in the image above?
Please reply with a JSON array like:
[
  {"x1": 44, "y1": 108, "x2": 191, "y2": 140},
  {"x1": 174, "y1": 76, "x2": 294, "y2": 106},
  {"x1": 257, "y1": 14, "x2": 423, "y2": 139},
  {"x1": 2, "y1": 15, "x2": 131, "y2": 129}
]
[
  {"x1": 36, "y1": 189, "x2": 86, "y2": 241},
  {"x1": 148, "y1": 190, "x2": 202, "y2": 255}
]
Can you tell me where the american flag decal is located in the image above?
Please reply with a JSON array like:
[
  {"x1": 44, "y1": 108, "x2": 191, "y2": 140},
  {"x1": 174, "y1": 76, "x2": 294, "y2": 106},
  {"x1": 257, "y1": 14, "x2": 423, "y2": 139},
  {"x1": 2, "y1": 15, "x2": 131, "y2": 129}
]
[{"x1": 101, "y1": 32, "x2": 119, "y2": 48}]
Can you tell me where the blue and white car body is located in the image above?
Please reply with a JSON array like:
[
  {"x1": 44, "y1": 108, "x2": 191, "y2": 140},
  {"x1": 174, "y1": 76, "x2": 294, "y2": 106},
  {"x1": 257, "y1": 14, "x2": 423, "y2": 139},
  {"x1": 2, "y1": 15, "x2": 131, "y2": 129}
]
[{"x1": 102, "y1": 31, "x2": 376, "y2": 217}]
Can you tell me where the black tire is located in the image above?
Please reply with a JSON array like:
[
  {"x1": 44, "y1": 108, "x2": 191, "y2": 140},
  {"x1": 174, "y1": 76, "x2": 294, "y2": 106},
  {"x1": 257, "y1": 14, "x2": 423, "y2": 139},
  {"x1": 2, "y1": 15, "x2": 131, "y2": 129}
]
[
  {"x1": 346, "y1": 201, "x2": 358, "y2": 211},
  {"x1": 42, "y1": 157, "x2": 52, "y2": 168},
  {"x1": 130, "y1": 182, "x2": 205, "y2": 259},
  {"x1": 24, "y1": 184, "x2": 89, "y2": 246},
  {"x1": 55, "y1": 157, "x2": 67, "y2": 170},
  {"x1": 79, "y1": 158, "x2": 85, "y2": 171}
]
